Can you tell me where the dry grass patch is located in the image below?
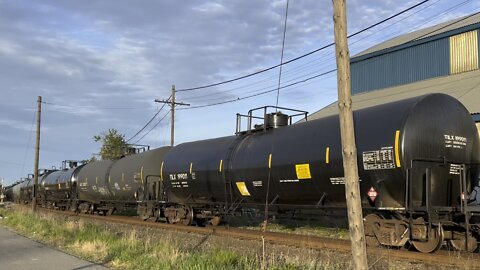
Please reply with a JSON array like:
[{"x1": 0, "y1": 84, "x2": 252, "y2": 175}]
[{"x1": 71, "y1": 239, "x2": 109, "y2": 261}]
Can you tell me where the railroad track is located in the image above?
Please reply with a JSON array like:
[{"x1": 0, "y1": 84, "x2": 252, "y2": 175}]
[{"x1": 18, "y1": 206, "x2": 480, "y2": 268}]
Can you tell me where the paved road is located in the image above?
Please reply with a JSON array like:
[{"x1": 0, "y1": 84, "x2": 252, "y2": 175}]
[{"x1": 0, "y1": 225, "x2": 108, "y2": 270}]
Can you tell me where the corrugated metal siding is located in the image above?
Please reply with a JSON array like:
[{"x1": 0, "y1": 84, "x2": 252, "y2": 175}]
[
  {"x1": 449, "y1": 30, "x2": 479, "y2": 74},
  {"x1": 351, "y1": 38, "x2": 449, "y2": 94}
]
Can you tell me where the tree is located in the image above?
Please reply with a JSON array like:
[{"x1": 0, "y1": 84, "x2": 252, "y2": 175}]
[{"x1": 93, "y1": 128, "x2": 127, "y2": 160}]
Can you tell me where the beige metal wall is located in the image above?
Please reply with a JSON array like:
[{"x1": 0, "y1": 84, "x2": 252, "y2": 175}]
[
  {"x1": 477, "y1": 122, "x2": 480, "y2": 139},
  {"x1": 450, "y1": 30, "x2": 479, "y2": 74}
]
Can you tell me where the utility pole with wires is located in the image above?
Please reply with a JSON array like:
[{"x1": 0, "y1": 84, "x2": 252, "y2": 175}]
[
  {"x1": 32, "y1": 96, "x2": 42, "y2": 212},
  {"x1": 155, "y1": 85, "x2": 189, "y2": 147},
  {"x1": 332, "y1": 0, "x2": 368, "y2": 269}
]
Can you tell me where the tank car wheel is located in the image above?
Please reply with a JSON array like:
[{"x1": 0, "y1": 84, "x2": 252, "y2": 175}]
[
  {"x1": 181, "y1": 206, "x2": 194, "y2": 226},
  {"x1": 449, "y1": 232, "x2": 478, "y2": 252},
  {"x1": 411, "y1": 226, "x2": 444, "y2": 253},
  {"x1": 106, "y1": 208, "x2": 114, "y2": 216},
  {"x1": 88, "y1": 205, "x2": 95, "y2": 215},
  {"x1": 209, "y1": 216, "x2": 222, "y2": 226},
  {"x1": 166, "y1": 217, "x2": 176, "y2": 224}
]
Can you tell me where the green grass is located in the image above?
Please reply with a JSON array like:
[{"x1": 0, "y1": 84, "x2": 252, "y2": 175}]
[{"x1": 0, "y1": 208, "x2": 324, "y2": 270}]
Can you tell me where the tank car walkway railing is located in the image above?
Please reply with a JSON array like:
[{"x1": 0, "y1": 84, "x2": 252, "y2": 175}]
[{"x1": 235, "y1": 106, "x2": 308, "y2": 135}]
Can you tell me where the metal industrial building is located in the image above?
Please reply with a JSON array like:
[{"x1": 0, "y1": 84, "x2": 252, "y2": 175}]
[{"x1": 310, "y1": 12, "x2": 480, "y2": 135}]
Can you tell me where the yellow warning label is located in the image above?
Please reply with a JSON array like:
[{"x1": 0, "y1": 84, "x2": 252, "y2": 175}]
[
  {"x1": 295, "y1": 164, "x2": 312, "y2": 180},
  {"x1": 236, "y1": 182, "x2": 251, "y2": 196}
]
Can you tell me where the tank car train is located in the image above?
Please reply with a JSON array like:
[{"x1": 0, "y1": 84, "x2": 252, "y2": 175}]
[{"x1": 6, "y1": 93, "x2": 480, "y2": 253}]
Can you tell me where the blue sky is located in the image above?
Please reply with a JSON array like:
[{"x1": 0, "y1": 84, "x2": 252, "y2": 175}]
[{"x1": 0, "y1": 0, "x2": 479, "y2": 184}]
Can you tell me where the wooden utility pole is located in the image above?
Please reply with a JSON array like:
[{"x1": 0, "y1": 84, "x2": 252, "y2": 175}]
[
  {"x1": 155, "y1": 85, "x2": 190, "y2": 147},
  {"x1": 32, "y1": 96, "x2": 42, "y2": 212},
  {"x1": 332, "y1": 0, "x2": 368, "y2": 269}
]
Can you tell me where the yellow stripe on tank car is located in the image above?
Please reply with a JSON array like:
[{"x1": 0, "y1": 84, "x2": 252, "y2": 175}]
[
  {"x1": 394, "y1": 130, "x2": 401, "y2": 168},
  {"x1": 189, "y1": 162, "x2": 193, "y2": 174},
  {"x1": 140, "y1": 166, "x2": 144, "y2": 183},
  {"x1": 219, "y1": 159, "x2": 223, "y2": 172},
  {"x1": 160, "y1": 161, "x2": 164, "y2": 181},
  {"x1": 325, "y1": 147, "x2": 330, "y2": 164},
  {"x1": 268, "y1": 154, "x2": 272, "y2": 169}
]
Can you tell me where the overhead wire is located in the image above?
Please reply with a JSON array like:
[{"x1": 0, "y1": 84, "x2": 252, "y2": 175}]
[
  {"x1": 177, "y1": 0, "x2": 440, "y2": 105},
  {"x1": 178, "y1": 69, "x2": 337, "y2": 110},
  {"x1": 176, "y1": 0, "x2": 447, "y2": 104},
  {"x1": 179, "y1": 0, "x2": 436, "y2": 104},
  {"x1": 132, "y1": 110, "x2": 171, "y2": 145},
  {"x1": 175, "y1": 0, "x2": 431, "y2": 92},
  {"x1": 275, "y1": 0, "x2": 290, "y2": 109},
  {"x1": 179, "y1": 0, "x2": 472, "y2": 109},
  {"x1": 185, "y1": 64, "x2": 337, "y2": 104},
  {"x1": 126, "y1": 95, "x2": 171, "y2": 143},
  {"x1": 42, "y1": 101, "x2": 141, "y2": 110}
]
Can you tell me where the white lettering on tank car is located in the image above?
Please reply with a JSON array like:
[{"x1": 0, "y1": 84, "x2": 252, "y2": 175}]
[
  {"x1": 177, "y1": 173, "x2": 188, "y2": 180},
  {"x1": 444, "y1": 134, "x2": 467, "y2": 149},
  {"x1": 362, "y1": 147, "x2": 396, "y2": 170},
  {"x1": 279, "y1": 179, "x2": 299, "y2": 183},
  {"x1": 253, "y1": 181, "x2": 263, "y2": 186},
  {"x1": 449, "y1": 164, "x2": 462, "y2": 175},
  {"x1": 330, "y1": 177, "x2": 362, "y2": 185}
]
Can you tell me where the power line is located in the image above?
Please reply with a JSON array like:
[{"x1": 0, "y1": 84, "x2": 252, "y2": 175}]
[
  {"x1": 275, "y1": 0, "x2": 290, "y2": 108},
  {"x1": 175, "y1": 0, "x2": 430, "y2": 92},
  {"x1": 179, "y1": 69, "x2": 337, "y2": 110},
  {"x1": 187, "y1": 64, "x2": 337, "y2": 104},
  {"x1": 180, "y1": 0, "x2": 444, "y2": 103},
  {"x1": 126, "y1": 98, "x2": 170, "y2": 143},
  {"x1": 180, "y1": 0, "x2": 469, "y2": 107},
  {"x1": 132, "y1": 110, "x2": 171, "y2": 144},
  {"x1": 42, "y1": 101, "x2": 141, "y2": 110},
  {"x1": 412, "y1": 7, "x2": 478, "y2": 41}
]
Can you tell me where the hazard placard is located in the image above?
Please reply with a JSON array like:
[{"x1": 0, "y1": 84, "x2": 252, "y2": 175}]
[
  {"x1": 236, "y1": 182, "x2": 251, "y2": 196},
  {"x1": 295, "y1": 164, "x2": 312, "y2": 180},
  {"x1": 367, "y1": 187, "x2": 377, "y2": 202}
]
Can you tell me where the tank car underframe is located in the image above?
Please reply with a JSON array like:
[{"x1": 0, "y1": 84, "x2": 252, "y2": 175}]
[
  {"x1": 365, "y1": 160, "x2": 480, "y2": 253},
  {"x1": 137, "y1": 201, "x2": 224, "y2": 226},
  {"x1": 364, "y1": 208, "x2": 480, "y2": 253},
  {"x1": 72, "y1": 200, "x2": 136, "y2": 216}
]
